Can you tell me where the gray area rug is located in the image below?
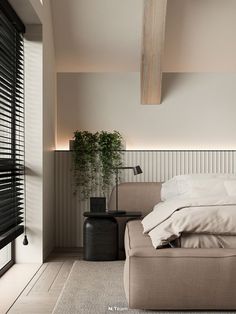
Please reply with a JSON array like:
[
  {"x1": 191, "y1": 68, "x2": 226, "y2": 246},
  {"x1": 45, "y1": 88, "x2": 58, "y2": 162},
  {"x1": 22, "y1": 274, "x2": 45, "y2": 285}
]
[{"x1": 53, "y1": 260, "x2": 234, "y2": 314}]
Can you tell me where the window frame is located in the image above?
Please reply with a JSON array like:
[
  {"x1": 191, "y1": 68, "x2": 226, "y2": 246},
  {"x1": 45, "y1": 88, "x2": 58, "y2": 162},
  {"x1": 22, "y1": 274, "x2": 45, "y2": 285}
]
[{"x1": 0, "y1": 242, "x2": 14, "y2": 277}]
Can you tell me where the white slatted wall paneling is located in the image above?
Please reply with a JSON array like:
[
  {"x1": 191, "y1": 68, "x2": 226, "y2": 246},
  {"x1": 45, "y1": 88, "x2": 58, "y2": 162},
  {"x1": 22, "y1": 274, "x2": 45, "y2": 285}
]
[{"x1": 55, "y1": 151, "x2": 236, "y2": 247}]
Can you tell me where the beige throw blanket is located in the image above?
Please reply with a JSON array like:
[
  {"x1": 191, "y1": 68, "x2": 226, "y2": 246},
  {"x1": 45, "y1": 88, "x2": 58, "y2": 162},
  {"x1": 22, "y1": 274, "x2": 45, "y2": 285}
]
[{"x1": 142, "y1": 196, "x2": 236, "y2": 248}]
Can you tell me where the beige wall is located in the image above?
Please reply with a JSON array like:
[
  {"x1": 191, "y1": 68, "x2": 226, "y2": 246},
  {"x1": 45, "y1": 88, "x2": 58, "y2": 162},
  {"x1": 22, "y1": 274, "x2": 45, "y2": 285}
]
[
  {"x1": 30, "y1": 0, "x2": 56, "y2": 260},
  {"x1": 42, "y1": 0, "x2": 56, "y2": 260},
  {"x1": 57, "y1": 73, "x2": 236, "y2": 151},
  {"x1": 16, "y1": 25, "x2": 43, "y2": 263},
  {"x1": 15, "y1": 0, "x2": 56, "y2": 263}
]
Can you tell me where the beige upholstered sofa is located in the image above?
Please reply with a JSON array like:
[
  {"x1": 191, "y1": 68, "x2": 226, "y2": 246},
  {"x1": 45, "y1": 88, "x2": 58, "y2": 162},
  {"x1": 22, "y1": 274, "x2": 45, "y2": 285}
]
[{"x1": 109, "y1": 182, "x2": 236, "y2": 310}]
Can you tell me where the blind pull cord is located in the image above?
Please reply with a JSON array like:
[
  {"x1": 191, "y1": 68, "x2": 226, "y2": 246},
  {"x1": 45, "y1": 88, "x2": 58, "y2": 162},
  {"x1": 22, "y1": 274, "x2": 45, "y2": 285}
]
[{"x1": 22, "y1": 39, "x2": 28, "y2": 246}]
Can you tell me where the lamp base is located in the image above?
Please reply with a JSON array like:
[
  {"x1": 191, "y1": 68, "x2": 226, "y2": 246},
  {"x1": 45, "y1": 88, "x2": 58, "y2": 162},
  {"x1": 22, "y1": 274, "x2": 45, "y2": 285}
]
[{"x1": 107, "y1": 210, "x2": 126, "y2": 215}]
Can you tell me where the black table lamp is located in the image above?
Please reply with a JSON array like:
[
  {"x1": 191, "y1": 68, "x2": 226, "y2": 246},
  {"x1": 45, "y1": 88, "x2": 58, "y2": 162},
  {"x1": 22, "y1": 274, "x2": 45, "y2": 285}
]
[{"x1": 108, "y1": 165, "x2": 143, "y2": 214}]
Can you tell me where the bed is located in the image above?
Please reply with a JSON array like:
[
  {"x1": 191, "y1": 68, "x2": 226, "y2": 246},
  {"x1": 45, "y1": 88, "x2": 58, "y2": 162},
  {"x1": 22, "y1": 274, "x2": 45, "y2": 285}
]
[
  {"x1": 142, "y1": 174, "x2": 236, "y2": 249},
  {"x1": 109, "y1": 177, "x2": 236, "y2": 310}
]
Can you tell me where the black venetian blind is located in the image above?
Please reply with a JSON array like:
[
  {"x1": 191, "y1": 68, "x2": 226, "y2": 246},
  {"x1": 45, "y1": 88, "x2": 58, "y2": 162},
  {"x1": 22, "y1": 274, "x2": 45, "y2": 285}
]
[{"x1": 0, "y1": 0, "x2": 25, "y2": 249}]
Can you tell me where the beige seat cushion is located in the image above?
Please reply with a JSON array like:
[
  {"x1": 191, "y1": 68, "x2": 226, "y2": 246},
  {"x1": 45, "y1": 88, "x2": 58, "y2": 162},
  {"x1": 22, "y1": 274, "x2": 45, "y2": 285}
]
[
  {"x1": 124, "y1": 220, "x2": 236, "y2": 310},
  {"x1": 125, "y1": 220, "x2": 236, "y2": 258},
  {"x1": 125, "y1": 219, "x2": 151, "y2": 249}
]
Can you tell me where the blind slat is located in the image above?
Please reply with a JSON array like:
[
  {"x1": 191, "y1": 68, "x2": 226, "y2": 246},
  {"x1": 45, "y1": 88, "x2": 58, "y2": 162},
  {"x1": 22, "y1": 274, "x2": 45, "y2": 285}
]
[
  {"x1": 0, "y1": 216, "x2": 23, "y2": 234},
  {"x1": 0, "y1": 207, "x2": 23, "y2": 219},
  {"x1": 0, "y1": 200, "x2": 23, "y2": 213},
  {"x1": 0, "y1": 1, "x2": 25, "y2": 248}
]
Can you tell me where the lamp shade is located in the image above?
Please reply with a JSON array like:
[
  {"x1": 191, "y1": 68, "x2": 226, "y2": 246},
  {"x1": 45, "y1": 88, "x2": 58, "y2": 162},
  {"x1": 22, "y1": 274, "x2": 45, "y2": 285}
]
[{"x1": 133, "y1": 165, "x2": 143, "y2": 175}]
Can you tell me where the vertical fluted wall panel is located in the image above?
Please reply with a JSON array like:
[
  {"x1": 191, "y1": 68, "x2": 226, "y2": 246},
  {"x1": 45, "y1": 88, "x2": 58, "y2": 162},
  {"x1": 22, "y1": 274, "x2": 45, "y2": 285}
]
[
  {"x1": 55, "y1": 150, "x2": 236, "y2": 247},
  {"x1": 55, "y1": 152, "x2": 77, "y2": 247}
]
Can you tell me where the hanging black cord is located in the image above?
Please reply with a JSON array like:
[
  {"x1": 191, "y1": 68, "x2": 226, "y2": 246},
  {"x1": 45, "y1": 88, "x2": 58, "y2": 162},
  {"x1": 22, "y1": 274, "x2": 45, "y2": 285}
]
[{"x1": 22, "y1": 36, "x2": 28, "y2": 246}]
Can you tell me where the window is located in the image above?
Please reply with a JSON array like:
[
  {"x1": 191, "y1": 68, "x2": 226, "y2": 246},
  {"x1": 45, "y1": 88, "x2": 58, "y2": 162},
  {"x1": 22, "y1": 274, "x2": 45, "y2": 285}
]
[{"x1": 0, "y1": 0, "x2": 25, "y2": 274}]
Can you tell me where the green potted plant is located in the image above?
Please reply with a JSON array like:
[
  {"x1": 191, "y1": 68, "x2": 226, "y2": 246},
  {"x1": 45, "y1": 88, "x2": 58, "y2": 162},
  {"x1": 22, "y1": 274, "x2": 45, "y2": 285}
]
[{"x1": 73, "y1": 130, "x2": 123, "y2": 199}]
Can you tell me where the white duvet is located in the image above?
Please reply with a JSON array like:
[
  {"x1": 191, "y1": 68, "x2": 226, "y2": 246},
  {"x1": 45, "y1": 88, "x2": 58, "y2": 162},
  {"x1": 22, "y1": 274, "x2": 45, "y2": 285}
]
[{"x1": 142, "y1": 196, "x2": 236, "y2": 248}]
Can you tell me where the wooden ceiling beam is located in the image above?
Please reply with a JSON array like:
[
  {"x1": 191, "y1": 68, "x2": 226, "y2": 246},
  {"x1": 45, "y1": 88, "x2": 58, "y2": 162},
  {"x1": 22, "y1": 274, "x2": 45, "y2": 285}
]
[{"x1": 141, "y1": 0, "x2": 167, "y2": 105}]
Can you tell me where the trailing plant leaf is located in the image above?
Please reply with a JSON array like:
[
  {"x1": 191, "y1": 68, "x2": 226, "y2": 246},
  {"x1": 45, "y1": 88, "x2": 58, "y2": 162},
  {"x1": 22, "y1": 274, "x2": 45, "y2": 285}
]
[
  {"x1": 73, "y1": 130, "x2": 123, "y2": 200},
  {"x1": 98, "y1": 131, "x2": 123, "y2": 191}
]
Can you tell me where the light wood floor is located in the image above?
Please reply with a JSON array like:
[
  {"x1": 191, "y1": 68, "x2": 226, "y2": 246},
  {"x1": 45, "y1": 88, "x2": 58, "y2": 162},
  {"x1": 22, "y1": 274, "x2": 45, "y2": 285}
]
[{"x1": 7, "y1": 248, "x2": 83, "y2": 314}]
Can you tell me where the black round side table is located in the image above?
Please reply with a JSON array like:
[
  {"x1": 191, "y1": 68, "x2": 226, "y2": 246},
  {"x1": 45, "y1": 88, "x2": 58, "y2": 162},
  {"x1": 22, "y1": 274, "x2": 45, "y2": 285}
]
[{"x1": 83, "y1": 216, "x2": 118, "y2": 261}]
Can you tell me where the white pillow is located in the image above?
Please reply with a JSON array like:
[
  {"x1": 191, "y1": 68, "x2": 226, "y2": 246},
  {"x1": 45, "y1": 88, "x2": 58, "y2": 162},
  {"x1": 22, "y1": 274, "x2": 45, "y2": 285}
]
[
  {"x1": 224, "y1": 180, "x2": 236, "y2": 196},
  {"x1": 161, "y1": 174, "x2": 213, "y2": 201},
  {"x1": 161, "y1": 178, "x2": 180, "y2": 201},
  {"x1": 180, "y1": 178, "x2": 227, "y2": 198},
  {"x1": 161, "y1": 174, "x2": 236, "y2": 201}
]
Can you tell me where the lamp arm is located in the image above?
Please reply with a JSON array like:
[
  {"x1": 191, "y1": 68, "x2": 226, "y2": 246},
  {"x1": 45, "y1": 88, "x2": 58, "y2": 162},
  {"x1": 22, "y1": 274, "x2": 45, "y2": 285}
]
[
  {"x1": 114, "y1": 167, "x2": 133, "y2": 170},
  {"x1": 112, "y1": 165, "x2": 142, "y2": 212}
]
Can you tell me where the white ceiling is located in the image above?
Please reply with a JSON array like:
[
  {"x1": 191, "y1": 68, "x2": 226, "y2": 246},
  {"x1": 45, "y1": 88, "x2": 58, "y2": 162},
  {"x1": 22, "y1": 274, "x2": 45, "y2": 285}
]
[
  {"x1": 164, "y1": 0, "x2": 236, "y2": 72},
  {"x1": 51, "y1": 0, "x2": 143, "y2": 72},
  {"x1": 51, "y1": 0, "x2": 236, "y2": 72}
]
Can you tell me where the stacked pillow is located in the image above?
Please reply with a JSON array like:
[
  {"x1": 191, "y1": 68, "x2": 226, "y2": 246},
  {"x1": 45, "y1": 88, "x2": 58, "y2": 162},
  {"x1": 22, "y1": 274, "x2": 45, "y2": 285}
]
[{"x1": 161, "y1": 174, "x2": 236, "y2": 201}]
